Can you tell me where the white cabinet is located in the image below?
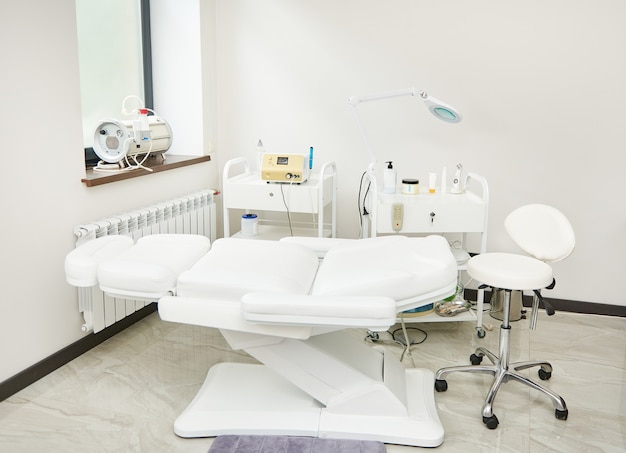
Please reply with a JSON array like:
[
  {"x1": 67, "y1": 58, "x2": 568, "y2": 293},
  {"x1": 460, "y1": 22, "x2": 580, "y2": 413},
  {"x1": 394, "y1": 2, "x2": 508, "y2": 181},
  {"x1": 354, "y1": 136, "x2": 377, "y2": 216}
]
[
  {"x1": 368, "y1": 172, "x2": 489, "y2": 337},
  {"x1": 223, "y1": 157, "x2": 337, "y2": 239},
  {"x1": 377, "y1": 191, "x2": 485, "y2": 233}
]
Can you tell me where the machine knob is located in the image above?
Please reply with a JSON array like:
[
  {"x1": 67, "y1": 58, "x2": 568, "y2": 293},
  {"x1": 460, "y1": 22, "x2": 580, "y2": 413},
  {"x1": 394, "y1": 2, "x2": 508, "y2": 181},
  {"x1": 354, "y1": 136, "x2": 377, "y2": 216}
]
[{"x1": 285, "y1": 173, "x2": 293, "y2": 179}]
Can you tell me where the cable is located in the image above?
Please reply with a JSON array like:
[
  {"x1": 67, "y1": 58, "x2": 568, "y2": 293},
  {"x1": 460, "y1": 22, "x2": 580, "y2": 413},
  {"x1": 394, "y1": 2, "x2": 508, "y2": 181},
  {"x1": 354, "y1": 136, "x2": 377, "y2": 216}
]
[
  {"x1": 92, "y1": 138, "x2": 154, "y2": 173},
  {"x1": 280, "y1": 183, "x2": 294, "y2": 236},
  {"x1": 357, "y1": 171, "x2": 372, "y2": 239},
  {"x1": 364, "y1": 325, "x2": 428, "y2": 368},
  {"x1": 391, "y1": 326, "x2": 428, "y2": 346},
  {"x1": 121, "y1": 95, "x2": 144, "y2": 115},
  {"x1": 93, "y1": 161, "x2": 132, "y2": 173},
  {"x1": 124, "y1": 138, "x2": 154, "y2": 172}
]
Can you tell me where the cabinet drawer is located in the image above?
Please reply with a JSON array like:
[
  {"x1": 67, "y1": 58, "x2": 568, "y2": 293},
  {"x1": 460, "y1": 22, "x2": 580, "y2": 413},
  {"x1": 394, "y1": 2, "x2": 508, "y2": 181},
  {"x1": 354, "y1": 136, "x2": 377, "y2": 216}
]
[
  {"x1": 377, "y1": 193, "x2": 485, "y2": 233},
  {"x1": 224, "y1": 174, "x2": 332, "y2": 213}
]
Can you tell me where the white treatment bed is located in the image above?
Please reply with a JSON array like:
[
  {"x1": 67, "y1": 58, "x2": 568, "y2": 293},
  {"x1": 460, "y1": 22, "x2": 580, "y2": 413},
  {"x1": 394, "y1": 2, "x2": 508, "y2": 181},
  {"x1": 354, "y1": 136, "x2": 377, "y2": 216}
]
[{"x1": 65, "y1": 234, "x2": 457, "y2": 447}]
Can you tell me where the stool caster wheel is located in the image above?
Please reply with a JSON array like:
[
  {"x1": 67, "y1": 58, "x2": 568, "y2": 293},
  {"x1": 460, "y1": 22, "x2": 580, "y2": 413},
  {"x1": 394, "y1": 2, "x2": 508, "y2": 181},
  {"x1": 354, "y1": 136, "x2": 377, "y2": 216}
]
[
  {"x1": 483, "y1": 414, "x2": 499, "y2": 429},
  {"x1": 477, "y1": 328, "x2": 486, "y2": 338},
  {"x1": 434, "y1": 379, "x2": 448, "y2": 392},
  {"x1": 538, "y1": 368, "x2": 551, "y2": 380},
  {"x1": 555, "y1": 409, "x2": 568, "y2": 420},
  {"x1": 470, "y1": 353, "x2": 483, "y2": 365}
]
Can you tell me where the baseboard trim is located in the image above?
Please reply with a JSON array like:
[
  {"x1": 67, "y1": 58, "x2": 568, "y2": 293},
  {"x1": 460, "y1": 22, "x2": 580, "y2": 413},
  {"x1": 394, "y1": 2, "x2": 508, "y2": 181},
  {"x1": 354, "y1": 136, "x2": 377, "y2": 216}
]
[
  {"x1": 0, "y1": 304, "x2": 157, "y2": 402},
  {"x1": 465, "y1": 289, "x2": 626, "y2": 317}
]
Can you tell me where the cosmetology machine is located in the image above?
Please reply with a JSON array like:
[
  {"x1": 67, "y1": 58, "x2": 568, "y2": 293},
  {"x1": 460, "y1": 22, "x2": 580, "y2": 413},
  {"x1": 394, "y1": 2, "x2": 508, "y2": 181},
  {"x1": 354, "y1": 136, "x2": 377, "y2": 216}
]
[
  {"x1": 261, "y1": 153, "x2": 311, "y2": 183},
  {"x1": 92, "y1": 95, "x2": 172, "y2": 172}
]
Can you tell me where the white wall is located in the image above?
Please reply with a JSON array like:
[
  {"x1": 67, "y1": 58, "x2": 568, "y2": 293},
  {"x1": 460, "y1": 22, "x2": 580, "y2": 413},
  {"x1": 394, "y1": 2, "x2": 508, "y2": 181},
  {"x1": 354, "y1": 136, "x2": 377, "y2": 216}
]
[
  {"x1": 0, "y1": 0, "x2": 216, "y2": 383},
  {"x1": 213, "y1": 0, "x2": 626, "y2": 306}
]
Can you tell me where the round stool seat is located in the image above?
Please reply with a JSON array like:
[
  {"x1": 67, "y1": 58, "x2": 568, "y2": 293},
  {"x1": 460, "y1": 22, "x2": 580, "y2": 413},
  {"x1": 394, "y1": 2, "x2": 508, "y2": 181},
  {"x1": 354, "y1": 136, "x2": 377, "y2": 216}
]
[{"x1": 467, "y1": 252, "x2": 553, "y2": 290}]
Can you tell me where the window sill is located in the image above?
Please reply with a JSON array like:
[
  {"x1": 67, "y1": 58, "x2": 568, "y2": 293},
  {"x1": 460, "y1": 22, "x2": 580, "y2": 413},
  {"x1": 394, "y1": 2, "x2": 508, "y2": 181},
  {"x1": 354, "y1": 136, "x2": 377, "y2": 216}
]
[{"x1": 81, "y1": 154, "x2": 211, "y2": 187}]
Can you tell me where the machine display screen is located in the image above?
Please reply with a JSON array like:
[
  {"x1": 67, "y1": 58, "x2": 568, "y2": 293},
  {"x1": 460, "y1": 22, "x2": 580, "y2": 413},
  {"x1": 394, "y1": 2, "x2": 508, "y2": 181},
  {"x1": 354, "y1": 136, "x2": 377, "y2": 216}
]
[{"x1": 277, "y1": 156, "x2": 289, "y2": 165}]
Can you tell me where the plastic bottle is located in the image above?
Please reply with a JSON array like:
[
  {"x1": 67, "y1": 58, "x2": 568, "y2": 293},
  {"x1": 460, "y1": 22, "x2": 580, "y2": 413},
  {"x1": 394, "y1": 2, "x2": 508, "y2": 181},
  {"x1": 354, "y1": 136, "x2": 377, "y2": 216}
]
[
  {"x1": 383, "y1": 161, "x2": 396, "y2": 194},
  {"x1": 256, "y1": 139, "x2": 265, "y2": 171}
]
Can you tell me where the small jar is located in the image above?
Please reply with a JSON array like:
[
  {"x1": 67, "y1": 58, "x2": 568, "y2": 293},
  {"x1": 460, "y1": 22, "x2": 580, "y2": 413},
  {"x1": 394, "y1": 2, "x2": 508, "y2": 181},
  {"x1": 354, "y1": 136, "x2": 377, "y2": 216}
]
[
  {"x1": 401, "y1": 178, "x2": 419, "y2": 195},
  {"x1": 241, "y1": 213, "x2": 258, "y2": 237}
]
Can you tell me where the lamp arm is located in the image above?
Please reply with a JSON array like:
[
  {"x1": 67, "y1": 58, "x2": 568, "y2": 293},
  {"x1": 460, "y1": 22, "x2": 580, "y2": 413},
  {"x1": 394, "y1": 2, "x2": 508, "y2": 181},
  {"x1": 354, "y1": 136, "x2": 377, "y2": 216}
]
[
  {"x1": 347, "y1": 85, "x2": 461, "y2": 177},
  {"x1": 348, "y1": 87, "x2": 419, "y2": 106}
]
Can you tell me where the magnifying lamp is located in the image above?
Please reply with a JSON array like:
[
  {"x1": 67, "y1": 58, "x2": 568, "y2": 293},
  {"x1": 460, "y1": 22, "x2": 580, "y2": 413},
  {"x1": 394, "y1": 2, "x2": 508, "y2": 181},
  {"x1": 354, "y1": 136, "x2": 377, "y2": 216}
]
[{"x1": 347, "y1": 87, "x2": 462, "y2": 175}]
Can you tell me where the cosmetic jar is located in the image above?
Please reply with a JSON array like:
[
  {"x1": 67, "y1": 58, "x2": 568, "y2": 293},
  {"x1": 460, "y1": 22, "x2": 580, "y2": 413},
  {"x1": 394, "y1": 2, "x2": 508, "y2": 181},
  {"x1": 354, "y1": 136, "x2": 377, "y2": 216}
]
[
  {"x1": 401, "y1": 178, "x2": 419, "y2": 195},
  {"x1": 241, "y1": 213, "x2": 258, "y2": 237}
]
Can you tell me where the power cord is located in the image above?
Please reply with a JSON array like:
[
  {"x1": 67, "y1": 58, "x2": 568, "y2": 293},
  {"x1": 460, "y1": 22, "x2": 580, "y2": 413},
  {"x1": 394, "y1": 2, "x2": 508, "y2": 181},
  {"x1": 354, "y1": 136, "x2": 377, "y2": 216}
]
[
  {"x1": 280, "y1": 183, "x2": 294, "y2": 236},
  {"x1": 391, "y1": 326, "x2": 428, "y2": 347},
  {"x1": 357, "y1": 171, "x2": 372, "y2": 238},
  {"x1": 364, "y1": 325, "x2": 428, "y2": 368}
]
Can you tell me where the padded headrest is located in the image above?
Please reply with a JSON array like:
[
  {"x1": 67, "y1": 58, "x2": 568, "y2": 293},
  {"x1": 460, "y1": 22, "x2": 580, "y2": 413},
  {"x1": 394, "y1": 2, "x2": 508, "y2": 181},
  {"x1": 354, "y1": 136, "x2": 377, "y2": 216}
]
[
  {"x1": 97, "y1": 234, "x2": 211, "y2": 295},
  {"x1": 65, "y1": 235, "x2": 134, "y2": 287}
]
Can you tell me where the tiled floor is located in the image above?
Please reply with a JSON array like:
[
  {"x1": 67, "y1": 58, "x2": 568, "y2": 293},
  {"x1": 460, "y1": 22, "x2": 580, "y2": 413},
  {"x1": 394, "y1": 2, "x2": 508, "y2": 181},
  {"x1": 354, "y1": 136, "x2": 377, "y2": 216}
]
[{"x1": 1, "y1": 309, "x2": 624, "y2": 452}]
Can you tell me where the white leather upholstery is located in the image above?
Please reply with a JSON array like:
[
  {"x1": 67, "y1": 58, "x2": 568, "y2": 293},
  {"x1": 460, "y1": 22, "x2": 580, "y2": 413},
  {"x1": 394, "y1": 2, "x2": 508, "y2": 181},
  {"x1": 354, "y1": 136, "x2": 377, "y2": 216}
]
[
  {"x1": 65, "y1": 235, "x2": 134, "y2": 287},
  {"x1": 467, "y1": 252, "x2": 553, "y2": 290},
  {"x1": 176, "y1": 238, "x2": 320, "y2": 300},
  {"x1": 169, "y1": 235, "x2": 456, "y2": 329},
  {"x1": 97, "y1": 234, "x2": 211, "y2": 298},
  {"x1": 241, "y1": 292, "x2": 397, "y2": 328},
  {"x1": 279, "y1": 236, "x2": 356, "y2": 258},
  {"x1": 67, "y1": 235, "x2": 457, "y2": 321},
  {"x1": 312, "y1": 235, "x2": 457, "y2": 312},
  {"x1": 504, "y1": 204, "x2": 575, "y2": 262},
  {"x1": 467, "y1": 203, "x2": 575, "y2": 291}
]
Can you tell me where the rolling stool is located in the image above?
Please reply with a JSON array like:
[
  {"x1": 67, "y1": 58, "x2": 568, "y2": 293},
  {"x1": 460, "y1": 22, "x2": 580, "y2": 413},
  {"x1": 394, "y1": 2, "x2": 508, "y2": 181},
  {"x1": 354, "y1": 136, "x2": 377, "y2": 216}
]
[{"x1": 434, "y1": 204, "x2": 575, "y2": 429}]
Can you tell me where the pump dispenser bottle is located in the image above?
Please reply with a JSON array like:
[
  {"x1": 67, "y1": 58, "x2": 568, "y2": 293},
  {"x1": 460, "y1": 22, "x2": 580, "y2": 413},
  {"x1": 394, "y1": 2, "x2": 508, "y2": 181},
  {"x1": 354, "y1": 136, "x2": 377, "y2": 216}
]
[{"x1": 383, "y1": 161, "x2": 397, "y2": 194}]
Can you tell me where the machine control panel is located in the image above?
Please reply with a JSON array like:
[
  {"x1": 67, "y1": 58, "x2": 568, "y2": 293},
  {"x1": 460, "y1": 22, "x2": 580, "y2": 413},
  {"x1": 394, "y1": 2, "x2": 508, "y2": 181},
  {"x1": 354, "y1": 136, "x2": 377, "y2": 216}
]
[{"x1": 261, "y1": 154, "x2": 309, "y2": 183}]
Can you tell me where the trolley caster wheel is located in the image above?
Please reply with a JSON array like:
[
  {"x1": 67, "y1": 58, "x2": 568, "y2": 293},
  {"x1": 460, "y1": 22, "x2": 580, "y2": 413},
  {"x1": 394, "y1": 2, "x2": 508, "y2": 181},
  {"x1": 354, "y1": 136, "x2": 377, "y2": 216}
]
[
  {"x1": 483, "y1": 414, "x2": 499, "y2": 429},
  {"x1": 555, "y1": 409, "x2": 568, "y2": 420},
  {"x1": 470, "y1": 353, "x2": 483, "y2": 365},
  {"x1": 477, "y1": 328, "x2": 486, "y2": 338},
  {"x1": 434, "y1": 379, "x2": 448, "y2": 392},
  {"x1": 538, "y1": 368, "x2": 552, "y2": 380}
]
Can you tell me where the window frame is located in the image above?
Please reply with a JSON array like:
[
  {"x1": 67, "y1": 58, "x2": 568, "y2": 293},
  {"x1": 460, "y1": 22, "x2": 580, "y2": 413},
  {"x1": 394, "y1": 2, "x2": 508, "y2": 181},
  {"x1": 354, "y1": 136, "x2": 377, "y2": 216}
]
[{"x1": 83, "y1": 0, "x2": 153, "y2": 167}]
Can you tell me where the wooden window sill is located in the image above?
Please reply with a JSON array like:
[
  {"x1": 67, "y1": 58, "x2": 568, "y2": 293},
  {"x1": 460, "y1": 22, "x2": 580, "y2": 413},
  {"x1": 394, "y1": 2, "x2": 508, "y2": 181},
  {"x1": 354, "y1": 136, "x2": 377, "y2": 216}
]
[{"x1": 81, "y1": 155, "x2": 211, "y2": 187}]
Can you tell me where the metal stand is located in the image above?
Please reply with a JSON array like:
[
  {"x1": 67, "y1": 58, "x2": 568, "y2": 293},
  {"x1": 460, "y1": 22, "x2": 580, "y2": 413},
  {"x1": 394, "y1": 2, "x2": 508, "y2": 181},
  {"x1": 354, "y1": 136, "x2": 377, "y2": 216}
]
[{"x1": 434, "y1": 289, "x2": 568, "y2": 429}]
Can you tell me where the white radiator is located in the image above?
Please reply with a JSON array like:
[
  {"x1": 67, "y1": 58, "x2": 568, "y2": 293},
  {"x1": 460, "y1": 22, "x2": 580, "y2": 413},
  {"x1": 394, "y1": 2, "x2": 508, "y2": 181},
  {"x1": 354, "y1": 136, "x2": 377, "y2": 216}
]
[{"x1": 73, "y1": 190, "x2": 217, "y2": 333}]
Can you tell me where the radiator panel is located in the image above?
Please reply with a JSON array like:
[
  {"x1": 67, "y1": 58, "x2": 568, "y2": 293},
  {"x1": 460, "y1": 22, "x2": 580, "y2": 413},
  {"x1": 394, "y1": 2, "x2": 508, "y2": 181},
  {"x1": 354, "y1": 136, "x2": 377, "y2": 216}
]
[{"x1": 73, "y1": 190, "x2": 216, "y2": 333}]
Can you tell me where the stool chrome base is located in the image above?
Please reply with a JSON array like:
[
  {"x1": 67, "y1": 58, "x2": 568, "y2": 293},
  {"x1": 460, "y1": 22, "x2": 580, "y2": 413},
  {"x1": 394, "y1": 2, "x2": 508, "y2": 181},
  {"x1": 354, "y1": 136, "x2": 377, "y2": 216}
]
[{"x1": 434, "y1": 301, "x2": 568, "y2": 429}]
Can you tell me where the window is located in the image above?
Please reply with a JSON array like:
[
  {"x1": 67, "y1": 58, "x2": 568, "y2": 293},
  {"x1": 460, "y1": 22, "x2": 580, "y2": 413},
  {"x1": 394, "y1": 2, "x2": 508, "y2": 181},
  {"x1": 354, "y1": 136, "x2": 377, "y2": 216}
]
[{"x1": 75, "y1": 0, "x2": 152, "y2": 166}]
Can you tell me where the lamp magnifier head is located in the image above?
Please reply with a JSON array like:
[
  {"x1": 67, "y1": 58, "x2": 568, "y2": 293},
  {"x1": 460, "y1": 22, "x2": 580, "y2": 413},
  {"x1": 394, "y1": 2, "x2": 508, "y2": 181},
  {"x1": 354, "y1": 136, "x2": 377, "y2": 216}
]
[{"x1": 420, "y1": 92, "x2": 462, "y2": 124}]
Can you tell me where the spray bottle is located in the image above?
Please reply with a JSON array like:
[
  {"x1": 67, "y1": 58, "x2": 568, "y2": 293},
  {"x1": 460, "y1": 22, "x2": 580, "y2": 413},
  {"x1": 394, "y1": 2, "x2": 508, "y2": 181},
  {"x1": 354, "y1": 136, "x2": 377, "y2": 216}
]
[
  {"x1": 256, "y1": 139, "x2": 265, "y2": 171},
  {"x1": 383, "y1": 161, "x2": 397, "y2": 194}
]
